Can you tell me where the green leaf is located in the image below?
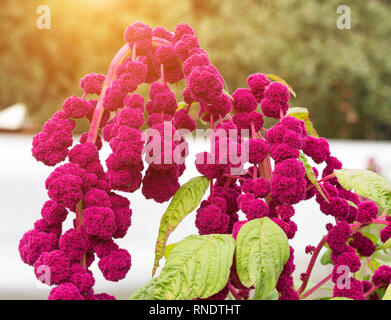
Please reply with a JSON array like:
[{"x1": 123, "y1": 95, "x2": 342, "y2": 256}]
[
  {"x1": 266, "y1": 74, "x2": 296, "y2": 98},
  {"x1": 176, "y1": 101, "x2": 187, "y2": 111},
  {"x1": 152, "y1": 176, "x2": 210, "y2": 275},
  {"x1": 130, "y1": 278, "x2": 158, "y2": 300},
  {"x1": 361, "y1": 231, "x2": 379, "y2": 246},
  {"x1": 299, "y1": 153, "x2": 328, "y2": 202},
  {"x1": 164, "y1": 243, "x2": 177, "y2": 260},
  {"x1": 320, "y1": 248, "x2": 332, "y2": 266},
  {"x1": 334, "y1": 169, "x2": 391, "y2": 215},
  {"x1": 263, "y1": 289, "x2": 279, "y2": 300},
  {"x1": 235, "y1": 218, "x2": 290, "y2": 299},
  {"x1": 382, "y1": 238, "x2": 391, "y2": 252},
  {"x1": 383, "y1": 285, "x2": 391, "y2": 300},
  {"x1": 330, "y1": 297, "x2": 354, "y2": 300},
  {"x1": 347, "y1": 200, "x2": 358, "y2": 209},
  {"x1": 153, "y1": 234, "x2": 235, "y2": 300},
  {"x1": 287, "y1": 107, "x2": 319, "y2": 137}
]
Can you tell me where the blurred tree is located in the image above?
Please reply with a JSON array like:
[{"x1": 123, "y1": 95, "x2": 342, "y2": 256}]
[{"x1": 0, "y1": 0, "x2": 390, "y2": 139}]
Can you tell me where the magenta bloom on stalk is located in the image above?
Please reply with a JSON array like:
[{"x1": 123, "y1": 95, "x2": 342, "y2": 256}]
[{"x1": 21, "y1": 21, "x2": 391, "y2": 301}]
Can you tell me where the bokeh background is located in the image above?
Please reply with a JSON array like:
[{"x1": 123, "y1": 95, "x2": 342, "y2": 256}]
[
  {"x1": 1, "y1": 0, "x2": 391, "y2": 138},
  {"x1": 1, "y1": 0, "x2": 391, "y2": 299}
]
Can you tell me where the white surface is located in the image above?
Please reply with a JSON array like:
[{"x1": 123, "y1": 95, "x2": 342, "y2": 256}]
[
  {"x1": 0, "y1": 104, "x2": 26, "y2": 130},
  {"x1": 0, "y1": 134, "x2": 391, "y2": 299}
]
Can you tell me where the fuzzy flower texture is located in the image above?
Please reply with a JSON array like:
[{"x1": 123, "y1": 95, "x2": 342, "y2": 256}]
[{"x1": 22, "y1": 21, "x2": 391, "y2": 301}]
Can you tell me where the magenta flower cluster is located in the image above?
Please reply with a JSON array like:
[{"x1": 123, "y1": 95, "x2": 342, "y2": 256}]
[
  {"x1": 192, "y1": 63, "x2": 391, "y2": 300},
  {"x1": 21, "y1": 21, "x2": 391, "y2": 301}
]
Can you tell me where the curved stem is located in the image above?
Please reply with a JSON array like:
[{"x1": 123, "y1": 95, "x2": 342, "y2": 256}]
[
  {"x1": 160, "y1": 64, "x2": 165, "y2": 84},
  {"x1": 301, "y1": 273, "x2": 332, "y2": 299},
  {"x1": 364, "y1": 284, "x2": 381, "y2": 299},
  {"x1": 306, "y1": 174, "x2": 335, "y2": 191},
  {"x1": 351, "y1": 217, "x2": 388, "y2": 231},
  {"x1": 228, "y1": 282, "x2": 242, "y2": 300},
  {"x1": 297, "y1": 235, "x2": 327, "y2": 294},
  {"x1": 87, "y1": 43, "x2": 131, "y2": 144},
  {"x1": 79, "y1": 37, "x2": 171, "y2": 269}
]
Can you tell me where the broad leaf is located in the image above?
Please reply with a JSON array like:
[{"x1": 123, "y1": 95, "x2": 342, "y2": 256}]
[
  {"x1": 153, "y1": 234, "x2": 235, "y2": 300},
  {"x1": 299, "y1": 153, "x2": 328, "y2": 202},
  {"x1": 383, "y1": 285, "x2": 391, "y2": 300},
  {"x1": 152, "y1": 176, "x2": 210, "y2": 275},
  {"x1": 266, "y1": 74, "x2": 296, "y2": 98},
  {"x1": 235, "y1": 218, "x2": 290, "y2": 299},
  {"x1": 320, "y1": 248, "x2": 332, "y2": 266},
  {"x1": 130, "y1": 278, "x2": 158, "y2": 300},
  {"x1": 334, "y1": 169, "x2": 391, "y2": 215},
  {"x1": 330, "y1": 297, "x2": 354, "y2": 300},
  {"x1": 164, "y1": 242, "x2": 177, "y2": 259},
  {"x1": 288, "y1": 107, "x2": 319, "y2": 137},
  {"x1": 176, "y1": 101, "x2": 187, "y2": 111},
  {"x1": 382, "y1": 238, "x2": 391, "y2": 252}
]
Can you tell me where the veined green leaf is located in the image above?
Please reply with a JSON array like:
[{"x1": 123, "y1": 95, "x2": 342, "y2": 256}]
[
  {"x1": 334, "y1": 169, "x2": 391, "y2": 215},
  {"x1": 383, "y1": 285, "x2": 391, "y2": 300},
  {"x1": 164, "y1": 242, "x2": 178, "y2": 260},
  {"x1": 382, "y1": 238, "x2": 391, "y2": 252},
  {"x1": 299, "y1": 153, "x2": 328, "y2": 202},
  {"x1": 152, "y1": 176, "x2": 210, "y2": 275},
  {"x1": 287, "y1": 107, "x2": 319, "y2": 137},
  {"x1": 130, "y1": 278, "x2": 158, "y2": 300},
  {"x1": 330, "y1": 297, "x2": 354, "y2": 300},
  {"x1": 235, "y1": 218, "x2": 290, "y2": 299},
  {"x1": 153, "y1": 234, "x2": 235, "y2": 300},
  {"x1": 266, "y1": 74, "x2": 296, "y2": 98}
]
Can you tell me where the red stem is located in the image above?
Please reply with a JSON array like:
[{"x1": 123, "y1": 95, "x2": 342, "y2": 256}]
[
  {"x1": 250, "y1": 121, "x2": 256, "y2": 139},
  {"x1": 218, "y1": 113, "x2": 224, "y2": 125},
  {"x1": 297, "y1": 235, "x2": 327, "y2": 294},
  {"x1": 306, "y1": 174, "x2": 335, "y2": 191},
  {"x1": 132, "y1": 43, "x2": 136, "y2": 61},
  {"x1": 209, "y1": 114, "x2": 215, "y2": 198},
  {"x1": 223, "y1": 173, "x2": 246, "y2": 181},
  {"x1": 185, "y1": 103, "x2": 192, "y2": 113},
  {"x1": 160, "y1": 64, "x2": 165, "y2": 84},
  {"x1": 367, "y1": 257, "x2": 375, "y2": 272},
  {"x1": 80, "y1": 37, "x2": 170, "y2": 269},
  {"x1": 351, "y1": 217, "x2": 388, "y2": 231},
  {"x1": 364, "y1": 284, "x2": 381, "y2": 299},
  {"x1": 301, "y1": 273, "x2": 332, "y2": 299},
  {"x1": 223, "y1": 177, "x2": 233, "y2": 190},
  {"x1": 228, "y1": 282, "x2": 242, "y2": 300}
]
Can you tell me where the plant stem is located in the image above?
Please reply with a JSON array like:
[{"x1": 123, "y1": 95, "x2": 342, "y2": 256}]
[
  {"x1": 301, "y1": 273, "x2": 332, "y2": 299},
  {"x1": 185, "y1": 103, "x2": 192, "y2": 113},
  {"x1": 228, "y1": 282, "x2": 242, "y2": 300},
  {"x1": 351, "y1": 217, "x2": 388, "y2": 231},
  {"x1": 250, "y1": 121, "x2": 256, "y2": 139},
  {"x1": 87, "y1": 43, "x2": 131, "y2": 144},
  {"x1": 297, "y1": 235, "x2": 327, "y2": 294},
  {"x1": 81, "y1": 37, "x2": 170, "y2": 269},
  {"x1": 209, "y1": 114, "x2": 214, "y2": 198},
  {"x1": 364, "y1": 284, "x2": 381, "y2": 299},
  {"x1": 160, "y1": 64, "x2": 165, "y2": 84},
  {"x1": 258, "y1": 153, "x2": 272, "y2": 203},
  {"x1": 306, "y1": 174, "x2": 335, "y2": 191},
  {"x1": 223, "y1": 173, "x2": 246, "y2": 181},
  {"x1": 367, "y1": 257, "x2": 375, "y2": 273}
]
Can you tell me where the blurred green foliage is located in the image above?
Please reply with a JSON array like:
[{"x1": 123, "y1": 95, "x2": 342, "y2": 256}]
[{"x1": 0, "y1": 0, "x2": 390, "y2": 139}]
